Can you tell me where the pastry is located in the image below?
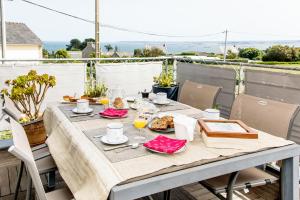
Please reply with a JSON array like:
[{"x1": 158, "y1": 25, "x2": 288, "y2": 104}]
[
  {"x1": 151, "y1": 116, "x2": 174, "y2": 130},
  {"x1": 113, "y1": 97, "x2": 124, "y2": 109}
]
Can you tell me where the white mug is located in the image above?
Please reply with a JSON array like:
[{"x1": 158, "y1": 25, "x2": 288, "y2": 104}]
[
  {"x1": 156, "y1": 92, "x2": 167, "y2": 103},
  {"x1": 76, "y1": 99, "x2": 89, "y2": 113},
  {"x1": 106, "y1": 123, "x2": 124, "y2": 142},
  {"x1": 203, "y1": 109, "x2": 220, "y2": 120},
  {"x1": 174, "y1": 116, "x2": 196, "y2": 141}
]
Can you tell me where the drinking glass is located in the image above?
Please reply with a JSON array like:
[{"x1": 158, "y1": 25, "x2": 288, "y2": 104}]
[
  {"x1": 133, "y1": 117, "x2": 147, "y2": 141},
  {"x1": 99, "y1": 97, "x2": 109, "y2": 109}
]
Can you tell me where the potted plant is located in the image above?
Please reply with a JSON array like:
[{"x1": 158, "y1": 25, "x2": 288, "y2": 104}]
[
  {"x1": 152, "y1": 70, "x2": 179, "y2": 101},
  {"x1": 1, "y1": 70, "x2": 56, "y2": 146},
  {"x1": 82, "y1": 81, "x2": 108, "y2": 102}
]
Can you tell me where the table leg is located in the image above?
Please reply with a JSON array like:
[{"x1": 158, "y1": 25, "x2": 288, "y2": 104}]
[
  {"x1": 281, "y1": 156, "x2": 299, "y2": 200},
  {"x1": 14, "y1": 161, "x2": 24, "y2": 200}
]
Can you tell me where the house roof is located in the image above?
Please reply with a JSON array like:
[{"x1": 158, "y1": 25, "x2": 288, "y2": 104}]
[{"x1": 0, "y1": 22, "x2": 42, "y2": 45}]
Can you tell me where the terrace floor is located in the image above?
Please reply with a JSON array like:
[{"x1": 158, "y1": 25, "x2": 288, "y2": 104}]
[{"x1": 0, "y1": 164, "x2": 279, "y2": 200}]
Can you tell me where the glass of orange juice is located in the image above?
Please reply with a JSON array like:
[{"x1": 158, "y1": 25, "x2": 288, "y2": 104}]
[
  {"x1": 134, "y1": 117, "x2": 147, "y2": 141},
  {"x1": 99, "y1": 97, "x2": 109, "y2": 108}
]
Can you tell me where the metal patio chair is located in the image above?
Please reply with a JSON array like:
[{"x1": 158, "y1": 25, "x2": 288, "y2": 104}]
[
  {"x1": 178, "y1": 80, "x2": 221, "y2": 110},
  {"x1": 1, "y1": 96, "x2": 57, "y2": 199},
  {"x1": 8, "y1": 117, "x2": 73, "y2": 200},
  {"x1": 200, "y1": 94, "x2": 300, "y2": 200}
]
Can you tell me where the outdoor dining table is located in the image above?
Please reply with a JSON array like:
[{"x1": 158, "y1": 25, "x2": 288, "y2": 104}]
[{"x1": 43, "y1": 101, "x2": 300, "y2": 200}]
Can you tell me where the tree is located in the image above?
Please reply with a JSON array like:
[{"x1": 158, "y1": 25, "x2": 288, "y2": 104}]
[
  {"x1": 104, "y1": 44, "x2": 113, "y2": 52},
  {"x1": 134, "y1": 49, "x2": 143, "y2": 57},
  {"x1": 150, "y1": 47, "x2": 166, "y2": 57},
  {"x1": 262, "y1": 45, "x2": 299, "y2": 62},
  {"x1": 114, "y1": 46, "x2": 119, "y2": 53},
  {"x1": 80, "y1": 38, "x2": 95, "y2": 50},
  {"x1": 66, "y1": 39, "x2": 81, "y2": 51},
  {"x1": 239, "y1": 48, "x2": 262, "y2": 60},
  {"x1": 55, "y1": 49, "x2": 70, "y2": 58},
  {"x1": 42, "y1": 49, "x2": 49, "y2": 58}
]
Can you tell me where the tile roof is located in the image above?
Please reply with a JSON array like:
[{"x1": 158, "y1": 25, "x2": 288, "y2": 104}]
[{"x1": 0, "y1": 22, "x2": 42, "y2": 45}]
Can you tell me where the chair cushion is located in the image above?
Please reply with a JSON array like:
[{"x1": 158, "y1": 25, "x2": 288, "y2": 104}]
[
  {"x1": 201, "y1": 167, "x2": 278, "y2": 193},
  {"x1": 46, "y1": 187, "x2": 73, "y2": 200}
]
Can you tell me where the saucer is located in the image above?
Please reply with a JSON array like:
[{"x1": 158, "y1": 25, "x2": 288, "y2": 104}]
[
  {"x1": 153, "y1": 100, "x2": 170, "y2": 105},
  {"x1": 101, "y1": 135, "x2": 129, "y2": 145},
  {"x1": 72, "y1": 107, "x2": 93, "y2": 114}
]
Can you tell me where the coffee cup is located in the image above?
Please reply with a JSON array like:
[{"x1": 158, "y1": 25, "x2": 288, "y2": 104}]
[
  {"x1": 106, "y1": 123, "x2": 124, "y2": 142},
  {"x1": 156, "y1": 92, "x2": 167, "y2": 104},
  {"x1": 76, "y1": 99, "x2": 89, "y2": 113}
]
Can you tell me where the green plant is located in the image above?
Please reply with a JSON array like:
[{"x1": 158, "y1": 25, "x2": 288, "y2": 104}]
[
  {"x1": 55, "y1": 49, "x2": 70, "y2": 58},
  {"x1": 84, "y1": 81, "x2": 108, "y2": 98},
  {"x1": 133, "y1": 47, "x2": 166, "y2": 57},
  {"x1": 153, "y1": 70, "x2": 175, "y2": 88},
  {"x1": 1, "y1": 70, "x2": 56, "y2": 120},
  {"x1": 226, "y1": 50, "x2": 238, "y2": 59},
  {"x1": 239, "y1": 48, "x2": 262, "y2": 60},
  {"x1": 262, "y1": 45, "x2": 299, "y2": 62}
]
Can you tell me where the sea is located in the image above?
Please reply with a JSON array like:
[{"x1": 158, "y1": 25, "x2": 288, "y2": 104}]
[{"x1": 43, "y1": 40, "x2": 300, "y2": 54}]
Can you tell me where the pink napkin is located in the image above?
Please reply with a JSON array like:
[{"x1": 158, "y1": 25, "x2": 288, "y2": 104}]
[
  {"x1": 143, "y1": 135, "x2": 187, "y2": 154},
  {"x1": 99, "y1": 108, "x2": 128, "y2": 117}
]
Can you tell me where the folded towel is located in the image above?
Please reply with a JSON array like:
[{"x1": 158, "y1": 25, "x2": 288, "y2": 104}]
[
  {"x1": 143, "y1": 135, "x2": 187, "y2": 154},
  {"x1": 99, "y1": 108, "x2": 128, "y2": 117}
]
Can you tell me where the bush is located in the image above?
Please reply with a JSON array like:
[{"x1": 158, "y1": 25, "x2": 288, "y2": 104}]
[
  {"x1": 179, "y1": 51, "x2": 198, "y2": 56},
  {"x1": 226, "y1": 50, "x2": 238, "y2": 59},
  {"x1": 134, "y1": 47, "x2": 165, "y2": 57},
  {"x1": 54, "y1": 49, "x2": 70, "y2": 58},
  {"x1": 262, "y1": 45, "x2": 299, "y2": 62},
  {"x1": 239, "y1": 48, "x2": 262, "y2": 60}
]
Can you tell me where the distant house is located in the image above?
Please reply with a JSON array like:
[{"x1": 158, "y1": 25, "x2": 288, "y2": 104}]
[
  {"x1": 68, "y1": 51, "x2": 82, "y2": 59},
  {"x1": 0, "y1": 22, "x2": 43, "y2": 60},
  {"x1": 82, "y1": 42, "x2": 95, "y2": 58}
]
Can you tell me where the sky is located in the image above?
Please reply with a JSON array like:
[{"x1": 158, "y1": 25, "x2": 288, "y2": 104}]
[{"x1": 4, "y1": 0, "x2": 300, "y2": 42}]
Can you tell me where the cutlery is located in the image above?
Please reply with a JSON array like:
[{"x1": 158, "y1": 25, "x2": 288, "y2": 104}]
[
  {"x1": 115, "y1": 143, "x2": 140, "y2": 153},
  {"x1": 70, "y1": 113, "x2": 96, "y2": 118},
  {"x1": 103, "y1": 143, "x2": 138, "y2": 151}
]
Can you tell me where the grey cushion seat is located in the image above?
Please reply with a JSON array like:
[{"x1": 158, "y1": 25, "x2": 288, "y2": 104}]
[{"x1": 201, "y1": 168, "x2": 278, "y2": 194}]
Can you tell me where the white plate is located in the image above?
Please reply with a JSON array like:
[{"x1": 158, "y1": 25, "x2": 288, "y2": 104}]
[
  {"x1": 153, "y1": 100, "x2": 170, "y2": 105},
  {"x1": 145, "y1": 145, "x2": 186, "y2": 154},
  {"x1": 130, "y1": 103, "x2": 138, "y2": 110},
  {"x1": 101, "y1": 135, "x2": 129, "y2": 145},
  {"x1": 72, "y1": 108, "x2": 93, "y2": 114},
  {"x1": 125, "y1": 96, "x2": 136, "y2": 102}
]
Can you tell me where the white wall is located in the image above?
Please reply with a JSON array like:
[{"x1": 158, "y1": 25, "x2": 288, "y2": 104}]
[
  {"x1": 95, "y1": 62, "x2": 163, "y2": 96},
  {"x1": 0, "y1": 64, "x2": 87, "y2": 112},
  {"x1": 0, "y1": 44, "x2": 42, "y2": 60}
]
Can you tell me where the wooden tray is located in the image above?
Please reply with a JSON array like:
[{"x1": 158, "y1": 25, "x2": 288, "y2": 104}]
[{"x1": 198, "y1": 119, "x2": 258, "y2": 139}]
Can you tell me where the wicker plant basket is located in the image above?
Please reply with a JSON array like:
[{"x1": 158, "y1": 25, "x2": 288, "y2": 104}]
[{"x1": 22, "y1": 118, "x2": 47, "y2": 147}]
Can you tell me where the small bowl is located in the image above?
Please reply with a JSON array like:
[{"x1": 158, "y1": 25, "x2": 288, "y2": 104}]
[
  {"x1": 63, "y1": 95, "x2": 70, "y2": 102},
  {"x1": 69, "y1": 97, "x2": 79, "y2": 102}
]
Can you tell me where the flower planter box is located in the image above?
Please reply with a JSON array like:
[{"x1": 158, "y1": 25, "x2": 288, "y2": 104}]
[
  {"x1": 152, "y1": 84, "x2": 179, "y2": 101},
  {"x1": 22, "y1": 118, "x2": 46, "y2": 147}
]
